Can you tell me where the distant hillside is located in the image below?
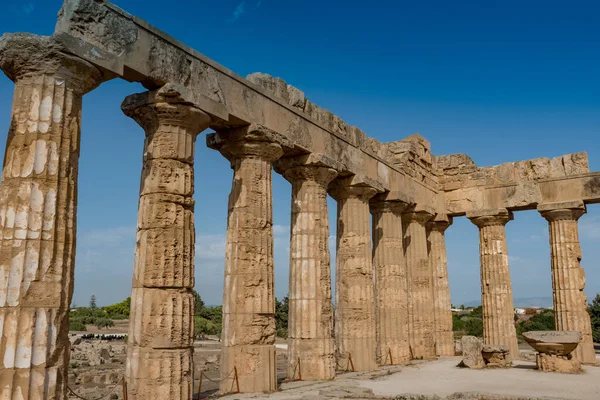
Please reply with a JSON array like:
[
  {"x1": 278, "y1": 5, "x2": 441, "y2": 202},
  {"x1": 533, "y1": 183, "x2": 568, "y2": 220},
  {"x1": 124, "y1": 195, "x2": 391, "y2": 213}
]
[{"x1": 463, "y1": 297, "x2": 553, "y2": 309}]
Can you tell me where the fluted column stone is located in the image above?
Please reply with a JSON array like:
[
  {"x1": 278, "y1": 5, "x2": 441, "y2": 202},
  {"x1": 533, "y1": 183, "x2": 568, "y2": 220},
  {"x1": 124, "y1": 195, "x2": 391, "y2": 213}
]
[
  {"x1": 539, "y1": 201, "x2": 596, "y2": 364},
  {"x1": 370, "y1": 200, "x2": 410, "y2": 365},
  {"x1": 402, "y1": 210, "x2": 436, "y2": 360},
  {"x1": 468, "y1": 208, "x2": 519, "y2": 361},
  {"x1": 210, "y1": 128, "x2": 284, "y2": 393},
  {"x1": 122, "y1": 88, "x2": 211, "y2": 399},
  {"x1": 329, "y1": 179, "x2": 378, "y2": 371},
  {"x1": 427, "y1": 215, "x2": 454, "y2": 357},
  {"x1": 0, "y1": 33, "x2": 103, "y2": 399},
  {"x1": 277, "y1": 155, "x2": 337, "y2": 381}
]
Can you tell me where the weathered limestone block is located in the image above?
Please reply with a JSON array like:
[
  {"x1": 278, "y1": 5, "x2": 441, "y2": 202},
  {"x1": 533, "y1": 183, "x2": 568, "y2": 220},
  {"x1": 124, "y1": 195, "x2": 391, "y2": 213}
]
[
  {"x1": 482, "y1": 344, "x2": 511, "y2": 368},
  {"x1": 427, "y1": 215, "x2": 454, "y2": 357},
  {"x1": 276, "y1": 154, "x2": 338, "y2": 381},
  {"x1": 537, "y1": 353, "x2": 582, "y2": 373},
  {"x1": 0, "y1": 33, "x2": 103, "y2": 399},
  {"x1": 459, "y1": 336, "x2": 484, "y2": 369},
  {"x1": 370, "y1": 200, "x2": 410, "y2": 366},
  {"x1": 402, "y1": 210, "x2": 436, "y2": 360},
  {"x1": 329, "y1": 178, "x2": 379, "y2": 372},
  {"x1": 122, "y1": 88, "x2": 211, "y2": 400},
  {"x1": 538, "y1": 201, "x2": 596, "y2": 365},
  {"x1": 467, "y1": 209, "x2": 519, "y2": 361},
  {"x1": 524, "y1": 331, "x2": 583, "y2": 373},
  {"x1": 208, "y1": 127, "x2": 285, "y2": 393}
]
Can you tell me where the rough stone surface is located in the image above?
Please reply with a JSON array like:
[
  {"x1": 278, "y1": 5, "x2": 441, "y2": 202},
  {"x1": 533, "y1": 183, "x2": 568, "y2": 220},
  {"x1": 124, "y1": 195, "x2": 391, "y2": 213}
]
[
  {"x1": 278, "y1": 158, "x2": 337, "y2": 381},
  {"x1": 536, "y1": 353, "x2": 582, "y2": 373},
  {"x1": 459, "y1": 336, "x2": 485, "y2": 369},
  {"x1": 122, "y1": 88, "x2": 211, "y2": 399},
  {"x1": 329, "y1": 178, "x2": 378, "y2": 372},
  {"x1": 209, "y1": 127, "x2": 285, "y2": 393},
  {"x1": 371, "y1": 200, "x2": 410, "y2": 366},
  {"x1": 427, "y1": 216, "x2": 454, "y2": 357},
  {"x1": 403, "y1": 211, "x2": 436, "y2": 360},
  {"x1": 481, "y1": 344, "x2": 511, "y2": 368},
  {"x1": 523, "y1": 331, "x2": 581, "y2": 356},
  {"x1": 538, "y1": 203, "x2": 596, "y2": 364},
  {"x1": 468, "y1": 209, "x2": 519, "y2": 361},
  {"x1": 0, "y1": 32, "x2": 102, "y2": 399}
]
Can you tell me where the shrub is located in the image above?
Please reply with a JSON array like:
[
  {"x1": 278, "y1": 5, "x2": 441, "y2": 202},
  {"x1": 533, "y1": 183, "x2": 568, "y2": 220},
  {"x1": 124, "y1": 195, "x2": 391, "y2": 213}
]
[{"x1": 70, "y1": 320, "x2": 87, "y2": 331}]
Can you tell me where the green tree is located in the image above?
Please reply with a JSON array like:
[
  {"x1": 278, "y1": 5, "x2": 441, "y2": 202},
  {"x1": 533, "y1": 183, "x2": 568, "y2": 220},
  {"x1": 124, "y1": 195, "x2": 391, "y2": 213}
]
[
  {"x1": 103, "y1": 297, "x2": 130, "y2": 319},
  {"x1": 95, "y1": 318, "x2": 114, "y2": 329},
  {"x1": 193, "y1": 290, "x2": 205, "y2": 316},
  {"x1": 465, "y1": 318, "x2": 483, "y2": 337},
  {"x1": 275, "y1": 297, "x2": 289, "y2": 338},
  {"x1": 89, "y1": 295, "x2": 97, "y2": 310},
  {"x1": 588, "y1": 294, "x2": 600, "y2": 342}
]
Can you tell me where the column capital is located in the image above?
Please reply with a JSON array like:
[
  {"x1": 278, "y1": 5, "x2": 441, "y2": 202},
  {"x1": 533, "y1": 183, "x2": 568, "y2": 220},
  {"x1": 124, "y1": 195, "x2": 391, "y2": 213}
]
[
  {"x1": 0, "y1": 33, "x2": 103, "y2": 93},
  {"x1": 207, "y1": 124, "x2": 291, "y2": 163},
  {"x1": 401, "y1": 208, "x2": 435, "y2": 225},
  {"x1": 427, "y1": 214, "x2": 453, "y2": 232},
  {"x1": 467, "y1": 208, "x2": 513, "y2": 228},
  {"x1": 369, "y1": 200, "x2": 410, "y2": 215},
  {"x1": 122, "y1": 86, "x2": 212, "y2": 135},
  {"x1": 538, "y1": 201, "x2": 586, "y2": 222},
  {"x1": 275, "y1": 153, "x2": 339, "y2": 186},
  {"x1": 328, "y1": 176, "x2": 380, "y2": 201}
]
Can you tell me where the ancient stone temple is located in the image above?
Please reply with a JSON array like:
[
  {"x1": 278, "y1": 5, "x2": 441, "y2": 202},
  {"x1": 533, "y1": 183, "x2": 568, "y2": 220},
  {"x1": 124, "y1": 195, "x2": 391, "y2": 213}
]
[{"x1": 0, "y1": 0, "x2": 599, "y2": 398}]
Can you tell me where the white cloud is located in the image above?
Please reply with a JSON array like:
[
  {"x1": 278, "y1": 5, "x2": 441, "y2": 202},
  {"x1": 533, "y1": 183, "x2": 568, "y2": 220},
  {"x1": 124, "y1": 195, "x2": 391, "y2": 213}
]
[
  {"x1": 230, "y1": 0, "x2": 246, "y2": 21},
  {"x1": 22, "y1": 3, "x2": 35, "y2": 15},
  {"x1": 196, "y1": 234, "x2": 226, "y2": 260}
]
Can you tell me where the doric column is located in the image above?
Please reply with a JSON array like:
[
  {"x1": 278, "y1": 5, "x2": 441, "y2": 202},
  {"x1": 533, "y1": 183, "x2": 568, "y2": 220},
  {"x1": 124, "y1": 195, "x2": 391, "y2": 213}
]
[
  {"x1": 208, "y1": 127, "x2": 285, "y2": 393},
  {"x1": 122, "y1": 88, "x2": 212, "y2": 399},
  {"x1": 402, "y1": 210, "x2": 436, "y2": 360},
  {"x1": 538, "y1": 201, "x2": 596, "y2": 364},
  {"x1": 468, "y1": 208, "x2": 519, "y2": 361},
  {"x1": 329, "y1": 178, "x2": 378, "y2": 371},
  {"x1": 276, "y1": 154, "x2": 337, "y2": 381},
  {"x1": 370, "y1": 200, "x2": 410, "y2": 366},
  {"x1": 427, "y1": 215, "x2": 454, "y2": 357},
  {"x1": 0, "y1": 34, "x2": 102, "y2": 398}
]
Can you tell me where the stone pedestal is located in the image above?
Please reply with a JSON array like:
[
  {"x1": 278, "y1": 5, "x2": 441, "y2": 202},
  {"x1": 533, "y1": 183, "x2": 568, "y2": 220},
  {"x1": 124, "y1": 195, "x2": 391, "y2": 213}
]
[
  {"x1": 370, "y1": 200, "x2": 410, "y2": 366},
  {"x1": 278, "y1": 156, "x2": 337, "y2": 381},
  {"x1": 468, "y1": 209, "x2": 519, "y2": 361},
  {"x1": 482, "y1": 344, "x2": 511, "y2": 368},
  {"x1": 0, "y1": 34, "x2": 102, "y2": 399},
  {"x1": 122, "y1": 89, "x2": 212, "y2": 399},
  {"x1": 329, "y1": 179, "x2": 378, "y2": 371},
  {"x1": 537, "y1": 353, "x2": 581, "y2": 373},
  {"x1": 212, "y1": 131, "x2": 283, "y2": 393},
  {"x1": 402, "y1": 210, "x2": 436, "y2": 360},
  {"x1": 539, "y1": 201, "x2": 596, "y2": 365},
  {"x1": 427, "y1": 215, "x2": 454, "y2": 357}
]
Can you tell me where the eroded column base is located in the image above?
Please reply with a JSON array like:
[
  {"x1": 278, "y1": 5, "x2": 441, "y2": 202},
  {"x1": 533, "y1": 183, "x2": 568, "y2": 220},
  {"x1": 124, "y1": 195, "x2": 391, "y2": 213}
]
[
  {"x1": 0, "y1": 366, "x2": 63, "y2": 400},
  {"x1": 337, "y1": 338, "x2": 377, "y2": 372},
  {"x1": 220, "y1": 344, "x2": 276, "y2": 393},
  {"x1": 126, "y1": 347, "x2": 193, "y2": 399},
  {"x1": 288, "y1": 338, "x2": 335, "y2": 380},
  {"x1": 536, "y1": 353, "x2": 582, "y2": 373}
]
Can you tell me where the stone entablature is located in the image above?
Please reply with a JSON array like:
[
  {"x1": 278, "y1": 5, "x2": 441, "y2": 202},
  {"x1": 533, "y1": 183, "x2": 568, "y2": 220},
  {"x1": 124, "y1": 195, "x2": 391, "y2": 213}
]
[{"x1": 437, "y1": 152, "x2": 600, "y2": 215}]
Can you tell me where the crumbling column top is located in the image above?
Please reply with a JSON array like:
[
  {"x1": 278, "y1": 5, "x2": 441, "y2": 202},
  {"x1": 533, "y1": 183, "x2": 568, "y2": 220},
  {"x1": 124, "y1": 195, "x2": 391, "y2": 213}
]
[
  {"x1": 328, "y1": 175, "x2": 382, "y2": 201},
  {"x1": 369, "y1": 200, "x2": 411, "y2": 215},
  {"x1": 427, "y1": 214, "x2": 453, "y2": 232},
  {"x1": 207, "y1": 124, "x2": 291, "y2": 162},
  {"x1": 122, "y1": 85, "x2": 212, "y2": 134},
  {"x1": 538, "y1": 200, "x2": 586, "y2": 221},
  {"x1": 0, "y1": 33, "x2": 103, "y2": 93},
  {"x1": 467, "y1": 208, "x2": 513, "y2": 227},
  {"x1": 275, "y1": 154, "x2": 339, "y2": 185}
]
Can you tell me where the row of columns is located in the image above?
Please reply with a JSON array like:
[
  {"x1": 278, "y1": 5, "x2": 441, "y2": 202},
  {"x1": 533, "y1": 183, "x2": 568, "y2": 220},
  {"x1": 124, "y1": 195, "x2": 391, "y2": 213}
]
[
  {"x1": 467, "y1": 206, "x2": 596, "y2": 364},
  {"x1": 0, "y1": 34, "x2": 595, "y2": 400}
]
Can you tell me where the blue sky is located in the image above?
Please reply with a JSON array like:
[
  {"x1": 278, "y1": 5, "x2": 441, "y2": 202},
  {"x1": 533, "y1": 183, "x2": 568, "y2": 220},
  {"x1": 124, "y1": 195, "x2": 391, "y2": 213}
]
[{"x1": 0, "y1": 0, "x2": 599, "y2": 307}]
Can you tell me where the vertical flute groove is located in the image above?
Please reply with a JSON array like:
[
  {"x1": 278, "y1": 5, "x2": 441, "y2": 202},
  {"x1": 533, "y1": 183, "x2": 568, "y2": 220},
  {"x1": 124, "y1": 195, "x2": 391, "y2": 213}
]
[{"x1": 540, "y1": 206, "x2": 595, "y2": 364}]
